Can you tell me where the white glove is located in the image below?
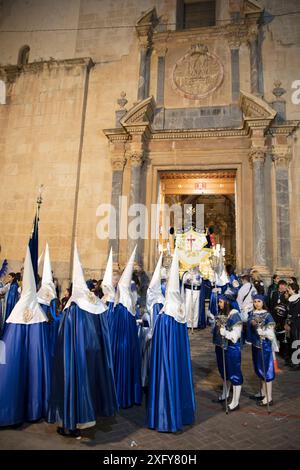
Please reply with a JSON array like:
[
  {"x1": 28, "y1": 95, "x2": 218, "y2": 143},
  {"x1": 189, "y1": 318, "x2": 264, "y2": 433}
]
[
  {"x1": 220, "y1": 327, "x2": 226, "y2": 337},
  {"x1": 256, "y1": 327, "x2": 265, "y2": 338},
  {"x1": 212, "y1": 287, "x2": 222, "y2": 294}
]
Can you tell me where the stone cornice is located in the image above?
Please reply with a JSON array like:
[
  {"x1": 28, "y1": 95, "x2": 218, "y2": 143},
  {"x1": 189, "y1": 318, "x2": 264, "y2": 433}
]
[
  {"x1": 150, "y1": 128, "x2": 248, "y2": 140},
  {"x1": 0, "y1": 57, "x2": 94, "y2": 82},
  {"x1": 103, "y1": 93, "x2": 281, "y2": 143},
  {"x1": 103, "y1": 129, "x2": 130, "y2": 143},
  {"x1": 268, "y1": 121, "x2": 300, "y2": 137},
  {"x1": 103, "y1": 126, "x2": 249, "y2": 142}
]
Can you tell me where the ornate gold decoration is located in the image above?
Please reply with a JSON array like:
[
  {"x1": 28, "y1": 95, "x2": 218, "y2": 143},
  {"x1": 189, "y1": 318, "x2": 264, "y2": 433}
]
[
  {"x1": 23, "y1": 307, "x2": 33, "y2": 323},
  {"x1": 172, "y1": 44, "x2": 224, "y2": 100},
  {"x1": 160, "y1": 171, "x2": 236, "y2": 180},
  {"x1": 86, "y1": 291, "x2": 98, "y2": 304},
  {"x1": 44, "y1": 290, "x2": 52, "y2": 301}
]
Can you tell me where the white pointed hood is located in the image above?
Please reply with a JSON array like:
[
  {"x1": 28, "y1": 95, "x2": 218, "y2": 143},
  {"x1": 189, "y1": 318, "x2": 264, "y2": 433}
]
[
  {"x1": 146, "y1": 253, "x2": 165, "y2": 313},
  {"x1": 37, "y1": 243, "x2": 57, "y2": 305},
  {"x1": 162, "y1": 247, "x2": 186, "y2": 323},
  {"x1": 38, "y1": 250, "x2": 44, "y2": 272},
  {"x1": 101, "y1": 248, "x2": 115, "y2": 302},
  {"x1": 7, "y1": 246, "x2": 48, "y2": 324},
  {"x1": 65, "y1": 242, "x2": 106, "y2": 314},
  {"x1": 116, "y1": 245, "x2": 137, "y2": 316}
]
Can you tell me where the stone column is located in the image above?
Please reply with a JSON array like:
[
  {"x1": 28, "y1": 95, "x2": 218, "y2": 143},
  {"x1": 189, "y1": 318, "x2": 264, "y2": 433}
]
[
  {"x1": 137, "y1": 43, "x2": 151, "y2": 101},
  {"x1": 228, "y1": 38, "x2": 240, "y2": 103},
  {"x1": 249, "y1": 148, "x2": 270, "y2": 274},
  {"x1": 248, "y1": 26, "x2": 260, "y2": 96},
  {"x1": 155, "y1": 43, "x2": 167, "y2": 106},
  {"x1": 271, "y1": 148, "x2": 294, "y2": 276},
  {"x1": 109, "y1": 155, "x2": 126, "y2": 266},
  {"x1": 127, "y1": 151, "x2": 144, "y2": 262}
]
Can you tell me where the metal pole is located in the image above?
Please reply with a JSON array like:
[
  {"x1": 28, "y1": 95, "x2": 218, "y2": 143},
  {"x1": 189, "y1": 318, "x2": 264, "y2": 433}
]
[
  {"x1": 260, "y1": 337, "x2": 271, "y2": 414},
  {"x1": 191, "y1": 275, "x2": 194, "y2": 335},
  {"x1": 222, "y1": 336, "x2": 229, "y2": 415}
]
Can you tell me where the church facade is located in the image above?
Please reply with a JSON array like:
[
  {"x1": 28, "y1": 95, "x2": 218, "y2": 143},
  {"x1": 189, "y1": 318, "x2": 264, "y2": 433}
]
[{"x1": 0, "y1": 0, "x2": 300, "y2": 284}]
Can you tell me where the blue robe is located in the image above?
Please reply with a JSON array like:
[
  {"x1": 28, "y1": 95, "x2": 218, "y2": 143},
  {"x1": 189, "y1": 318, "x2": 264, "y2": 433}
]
[
  {"x1": 1, "y1": 282, "x2": 19, "y2": 338},
  {"x1": 110, "y1": 303, "x2": 142, "y2": 409},
  {"x1": 147, "y1": 313, "x2": 195, "y2": 432},
  {"x1": 138, "y1": 312, "x2": 151, "y2": 387},
  {"x1": 40, "y1": 300, "x2": 62, "y2": 364},
  {"x1": 152, "y1": 302, "x2": 163, "y2": 328},
  {"x1": 213, "y1": 312, "x2": 243, "y2": 386},
  {"x1": 209, "y1": 284, "x2": 228, "y2": 316},
  {"x1": 197, "y1": 282, "x2": 206, "y2": 329},
  {"x1": 48, "y1": 303, "x2": 118, "y2": 430},
  {"x1": 0, "y1": 321, "x2": 51, "y2": 426},
  {"x1": 106, "y1": 300, "x2": 115, "y2": 334},
  {"x1": 247, "y1": 311, "x2": 275, "y2": 382}
]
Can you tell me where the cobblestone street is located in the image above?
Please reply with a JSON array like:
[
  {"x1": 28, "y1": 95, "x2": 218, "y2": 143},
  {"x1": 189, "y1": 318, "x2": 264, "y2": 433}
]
[{"x1": 0, "y1": 328, "x2": 299, "y2": 450}]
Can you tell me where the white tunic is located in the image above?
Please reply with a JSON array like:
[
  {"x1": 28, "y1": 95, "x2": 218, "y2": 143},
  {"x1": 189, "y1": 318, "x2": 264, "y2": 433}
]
[{"x1": 183, "y1": 273, "x2": 202, "y2": 328}]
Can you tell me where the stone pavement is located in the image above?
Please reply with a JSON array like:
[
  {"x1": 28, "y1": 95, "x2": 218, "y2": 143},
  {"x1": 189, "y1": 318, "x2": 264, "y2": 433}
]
[{"x1": 0, "y1": 328, "x2": 299, "y2": 450}]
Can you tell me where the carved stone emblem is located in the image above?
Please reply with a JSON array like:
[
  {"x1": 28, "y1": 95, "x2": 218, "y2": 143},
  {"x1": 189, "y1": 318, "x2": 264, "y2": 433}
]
[{"x1": 172, "y1": 44, "x2": 224, "y2": 100}]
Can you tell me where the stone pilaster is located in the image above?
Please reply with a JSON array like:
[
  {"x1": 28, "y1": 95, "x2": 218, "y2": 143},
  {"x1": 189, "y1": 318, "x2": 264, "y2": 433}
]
[
  {"x1": 127, "y1": 151, "x2": 144, "y2": 261},
  {"x1": 154, "y1": 42, "x2": 167, "y2": 107},
  {"x1": 108, "y1": 152, "x2": 126, "y2": 266},
  {"x1": 135, "y1": 8, "x2": 157, "y2": 101},
  {"x1": 228, "y1": 37, "x2": 240, "y2": 103},
  {"x1": 249, "y1": 147, "x2": 270, "y2": 275},
  {"x1": 137, "y1": 42, "x2": 151, "y2": 101},
  {"x1": 271, "y1": 147, "x2": 294, "y2": 276},
  {"x1": 247, "y1": 26, "x2": 260, "y2": 97}
]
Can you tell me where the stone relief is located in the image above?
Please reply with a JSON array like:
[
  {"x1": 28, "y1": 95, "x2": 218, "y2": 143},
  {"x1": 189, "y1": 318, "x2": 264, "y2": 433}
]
[{"x1": 172, "y1": 44, "x2": 224, "y2": 100}]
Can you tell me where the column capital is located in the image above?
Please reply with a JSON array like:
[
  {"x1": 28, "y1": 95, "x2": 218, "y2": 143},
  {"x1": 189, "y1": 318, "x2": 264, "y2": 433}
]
[
  {"x1": 153, "y1": 41, "x2": 168, "y2": 56},
  {"x1": 111, "y1": 155, "x2": 126, "y2": 171},
  {"x1": 249, "y1": 147, "x2": 266, "y2": 167},
  {"x1": 246, "y1": 24, "x2": 259, "y2": 45},
  {"x1": 137, "y1": 34, "x2": 152, "y2": 49},
  {"x1": 271, "y1": 146, "x2": 292, "y2": 168},
  {"x1": 227, "y1": 31, "x2": 242, "y2": 49},
  {"x1": 127, "y1": 150, "x2": 144, "y2": 167}
]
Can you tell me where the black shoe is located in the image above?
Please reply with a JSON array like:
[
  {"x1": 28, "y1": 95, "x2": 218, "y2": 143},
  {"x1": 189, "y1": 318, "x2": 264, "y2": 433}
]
[
  {"x1": 212, "y1": 397, "x2": 226, "y2": 403},
  {"x1": 228, "y1": 404, "x2": 240, "y2": 412},
  {"x1": 257, "y1": 400, "x2": 273, "y2": 407},
  {"x1": 249, "y1": 394, "x2": 265, "y2": 401},
  {"x1": 57, "y1": 427, "x2": 81, "y2": 438}
]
